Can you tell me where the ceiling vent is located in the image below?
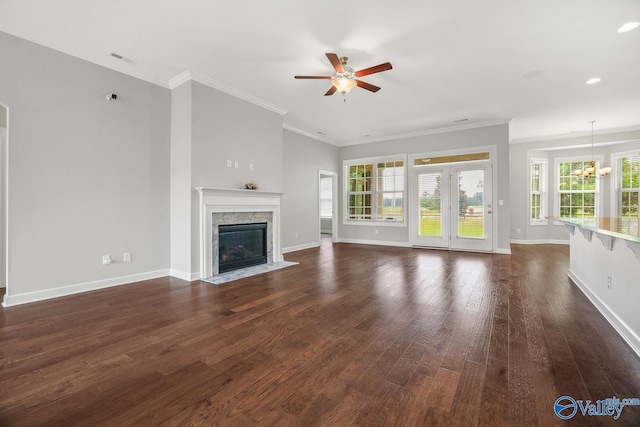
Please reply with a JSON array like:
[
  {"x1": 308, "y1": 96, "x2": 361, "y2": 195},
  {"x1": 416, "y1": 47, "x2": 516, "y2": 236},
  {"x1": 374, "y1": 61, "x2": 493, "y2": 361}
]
[{"x1": 109, "y1": 52, "x2": 137, "y2": 65}]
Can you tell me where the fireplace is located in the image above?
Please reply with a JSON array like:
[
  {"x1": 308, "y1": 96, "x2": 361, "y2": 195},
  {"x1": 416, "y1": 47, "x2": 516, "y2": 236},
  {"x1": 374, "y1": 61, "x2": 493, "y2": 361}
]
[
  {"x1": 218, "y1": 222, "x2": 267, "y2": 273},
  {"x1": 196, "y1": 187, "x2": 284, "y2": 279}
]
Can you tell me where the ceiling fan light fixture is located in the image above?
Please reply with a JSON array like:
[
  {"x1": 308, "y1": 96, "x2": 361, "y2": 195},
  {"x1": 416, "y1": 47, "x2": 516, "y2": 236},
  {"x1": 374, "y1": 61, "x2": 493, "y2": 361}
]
[
  {"x1": 332, "y1": 76, "x2": 357, "y2": 94},
  {"x1": 295, "y1": 53, "x2": 391, "y2": 97}
]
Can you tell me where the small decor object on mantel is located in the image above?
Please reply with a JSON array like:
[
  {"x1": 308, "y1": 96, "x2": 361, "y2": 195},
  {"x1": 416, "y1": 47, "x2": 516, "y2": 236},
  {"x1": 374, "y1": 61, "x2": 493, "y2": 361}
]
[{"x1": 245, "y1": 182, "x2": 258, "y2": 190}]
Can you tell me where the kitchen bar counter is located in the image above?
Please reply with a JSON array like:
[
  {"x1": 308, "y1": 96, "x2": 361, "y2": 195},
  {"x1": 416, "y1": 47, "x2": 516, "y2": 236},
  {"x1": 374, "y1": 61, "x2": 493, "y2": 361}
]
[
  {"x1": 553, "y1": 216, "x2": 640, "y2": 244},
  {"x1": 552, "y1": 216, "x2": 640, "y2": 357}
]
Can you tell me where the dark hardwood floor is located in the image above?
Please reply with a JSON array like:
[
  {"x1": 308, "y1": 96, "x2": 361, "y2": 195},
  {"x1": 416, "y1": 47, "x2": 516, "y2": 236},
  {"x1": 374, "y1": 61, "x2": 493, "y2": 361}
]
[{"x1": 2, "y1": 240, "x2": 640, "y2": 426}]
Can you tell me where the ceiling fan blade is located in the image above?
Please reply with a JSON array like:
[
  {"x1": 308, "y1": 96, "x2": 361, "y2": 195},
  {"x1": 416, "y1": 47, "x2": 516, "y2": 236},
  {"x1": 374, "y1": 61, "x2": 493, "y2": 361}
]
[
  {"x1": 355, "y1": 62, "x2": 393, "y2": 77},
  {"x1": 356, "y1": 80, "x2": 381, "y2": 92},
  {"x1": 324, "y1": 86, "x2": 337, "y2": 96},
  {"x1": 294, "y1": 76, "x2": 332, "y2": 79},
  {"x1": 326, "y1": 53, "x2": 344, "y2": 73}
]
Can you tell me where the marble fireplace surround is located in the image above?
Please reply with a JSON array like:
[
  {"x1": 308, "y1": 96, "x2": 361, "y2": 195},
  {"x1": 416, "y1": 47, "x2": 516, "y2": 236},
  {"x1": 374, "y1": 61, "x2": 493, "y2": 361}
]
[{"x1": 196, "y1": 187, "x2": 284, "y2": 279}]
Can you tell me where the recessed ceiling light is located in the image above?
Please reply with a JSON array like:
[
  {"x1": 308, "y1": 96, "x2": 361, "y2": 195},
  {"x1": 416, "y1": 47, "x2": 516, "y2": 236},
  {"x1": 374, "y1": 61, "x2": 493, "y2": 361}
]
[
  {"x1": 617, "y1": 22, "x2": 640, "y2": 33},
  {"x1": 453, "y1": 118, "x2": 468, "y2": 123},
  {"x1": 586, "y1": 77, "x2": 601, "y2": 85}
]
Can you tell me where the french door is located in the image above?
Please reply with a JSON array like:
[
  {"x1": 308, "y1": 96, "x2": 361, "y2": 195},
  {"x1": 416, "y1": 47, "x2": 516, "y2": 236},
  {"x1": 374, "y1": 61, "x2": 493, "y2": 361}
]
[{"x1": 410, "y1": 164, "x2": 493, "y2": 252}]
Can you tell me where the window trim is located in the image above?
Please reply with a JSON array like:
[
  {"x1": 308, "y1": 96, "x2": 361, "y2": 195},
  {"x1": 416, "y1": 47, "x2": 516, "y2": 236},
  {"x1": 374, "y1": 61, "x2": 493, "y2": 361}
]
[
  {"x1": 611, "y1": 149, "x2": 640, "y2": 220},
  {"x1": 553, "y1": 155, "x2": 603, "y2": 224},
  {"x1": 529, "y1": 157, "x2": 548, "y2": 225},
  {"x1": 343, "y1": 154, "x2": 407, "y2": 227}
]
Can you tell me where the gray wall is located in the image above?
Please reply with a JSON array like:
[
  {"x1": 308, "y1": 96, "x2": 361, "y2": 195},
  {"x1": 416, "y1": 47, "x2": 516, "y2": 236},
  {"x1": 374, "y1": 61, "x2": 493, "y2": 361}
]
[
  {"x1": 510, "y1": 130, "x2": 640, "y2": 243},
  {"x1": 170, "y1": 81, "x2": 284, "y2": 277},
  {"x1": 169, "y1": 82, "x2": 193, "y2": 277},
  {"x1": 0, "y1": 31, "x2": 171, "y2": 300},
  {"x1": 0, "y1": 107, "x2": 5, "y2": 287},
  {"x1": 282, "y1": 129, "x2": 339, "y2": 250},
  {"x1": 338, "y1": 124, "x2": 511, "y2": 252}
]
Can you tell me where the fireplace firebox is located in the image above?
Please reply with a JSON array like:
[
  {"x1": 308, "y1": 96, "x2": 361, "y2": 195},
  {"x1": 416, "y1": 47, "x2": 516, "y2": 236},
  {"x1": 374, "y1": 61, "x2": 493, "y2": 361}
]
[{"x1": 218, "y1": 222, "x2": 268, "y2": 273}]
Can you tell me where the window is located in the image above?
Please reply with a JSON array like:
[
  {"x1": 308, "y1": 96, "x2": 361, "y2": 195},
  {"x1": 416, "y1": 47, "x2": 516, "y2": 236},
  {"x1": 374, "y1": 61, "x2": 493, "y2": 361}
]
[
  {"x1": 530, "y1": 158, "x2": 547, "y2": 224},
  {"x1": 614, "y1": 152, "x2": 639, "y2": 234},
  {"x1": 319, "y1": 176, "x2": 333, "y2": 218},
  {"x1": 557, "y1": 159, "x2": 599, "y2": 219},
  {"x1": 345, "y1": 157, "x2": 405, "y2": 223}
]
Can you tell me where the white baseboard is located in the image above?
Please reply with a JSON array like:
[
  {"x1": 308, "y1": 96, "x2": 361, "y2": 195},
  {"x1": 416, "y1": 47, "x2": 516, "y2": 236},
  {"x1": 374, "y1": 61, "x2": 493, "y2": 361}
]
[
  {"x1": 510, "y1": 239, "x2": 569, "y2": 245},
  {"x1": 283, "y1": 241, "x2": 321, "y2": 253},
  {"x1": 169, "y1": 269, "x2": 200, "y2": 282},
  {"x1": 494, "y1": 247, "x2": 512, "y2": 255},
  {"x1": 569, "y1": 269, "x2": 640, "y2": 359},
  {"x1": 337, "y1": 238, "x2": 411, "y2": 248},
  {"x1": 1, "y1": 269, "x2": 170, "y2": 307}
]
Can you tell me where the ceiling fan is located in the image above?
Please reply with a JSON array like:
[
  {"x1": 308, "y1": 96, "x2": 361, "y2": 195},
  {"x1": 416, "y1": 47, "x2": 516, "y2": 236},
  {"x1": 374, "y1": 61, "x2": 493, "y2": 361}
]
[{"x1": 295, "y1": 53, "x2": 392, "y2": 97}]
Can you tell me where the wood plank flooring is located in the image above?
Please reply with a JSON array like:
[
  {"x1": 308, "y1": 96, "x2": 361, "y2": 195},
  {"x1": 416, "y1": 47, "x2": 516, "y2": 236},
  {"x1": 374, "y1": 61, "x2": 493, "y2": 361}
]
[{"x1": 2, "y1": 240, "x2": 640, "y2": 426}]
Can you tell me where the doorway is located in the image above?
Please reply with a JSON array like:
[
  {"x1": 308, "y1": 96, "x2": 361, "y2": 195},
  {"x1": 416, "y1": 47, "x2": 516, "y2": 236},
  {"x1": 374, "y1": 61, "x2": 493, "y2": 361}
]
[
  {"x1": 319, "y1": 170, "x2": 338, "y2": 243},
  {"x1": 409, "y1": 150, "x2": 494, "y2": 252}
]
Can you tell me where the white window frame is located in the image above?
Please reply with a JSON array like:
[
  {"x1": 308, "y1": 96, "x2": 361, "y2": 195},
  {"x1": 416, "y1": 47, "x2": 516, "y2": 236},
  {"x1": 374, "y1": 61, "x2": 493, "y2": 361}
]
[
  {"x1": 529, "y1": 157, "x2": 548, "y2": 225},
  {"x1": 611, "y1": 149, "x2": 640, "y2": 219},
  {"x1": 343, "y1": 154, "x2": 407, "y2": 227},
  {"x1": 553, "y1": 155, "x2": 603, "y2": 222}
]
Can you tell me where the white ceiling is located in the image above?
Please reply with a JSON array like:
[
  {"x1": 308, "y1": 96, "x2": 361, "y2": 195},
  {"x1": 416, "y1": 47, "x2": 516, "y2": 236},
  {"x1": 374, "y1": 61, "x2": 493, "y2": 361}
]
[{"x1": 1, "y1": 0, "x2": 639, "y2": 146}]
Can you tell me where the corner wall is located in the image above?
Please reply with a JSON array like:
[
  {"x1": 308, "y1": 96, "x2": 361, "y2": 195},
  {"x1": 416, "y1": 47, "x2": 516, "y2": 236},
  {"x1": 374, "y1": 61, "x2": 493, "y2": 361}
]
[
  {"x1": 282, "y1": 130, "x2": 339, "y2": 251},
  {"x1": 170, "y1": 80, "x2": 285, "y2": 279},
  {"x1": 0, "y1": 31, "x2": 171, "y2": 306}
]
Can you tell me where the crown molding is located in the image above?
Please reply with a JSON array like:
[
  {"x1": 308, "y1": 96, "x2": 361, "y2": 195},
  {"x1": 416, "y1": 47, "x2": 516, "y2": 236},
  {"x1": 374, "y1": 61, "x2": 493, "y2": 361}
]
[
  {"x1": 510, "y1": 124, "x2": 640, "y2": 145},
  {"x1": 168, "y1": 70, "x2": 287, "y2": 116},
  {"x1": 338, "y1": 119, "x2": 511, "y2": 147},
  {"x1": 282, "y1": 124, "x2": 338, "y2": 146}
]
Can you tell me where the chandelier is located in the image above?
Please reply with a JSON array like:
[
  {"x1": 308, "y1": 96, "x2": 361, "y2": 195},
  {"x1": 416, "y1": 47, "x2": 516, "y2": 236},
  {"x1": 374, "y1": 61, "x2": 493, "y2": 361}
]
[{"x1": 573, "y1": 121, "x2": 612, "y2": 179}]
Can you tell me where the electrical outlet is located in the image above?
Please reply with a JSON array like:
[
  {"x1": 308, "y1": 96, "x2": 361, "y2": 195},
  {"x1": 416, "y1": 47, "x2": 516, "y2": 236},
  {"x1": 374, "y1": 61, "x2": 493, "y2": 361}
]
[
  {"x1": 294, "y1": 232, "x2": 298, "y2": 238},
  {"x1": 234, "y1": 161, "x2": 239, "y2": 168},
  {"x1": 226, "y1": 159, "x2": 232, "y2": 168},
  {"x1": 517, "y1": 228, "x2": 521, "y2": 234},
  {"x1": 607, "y1": 275, "x2": 612, "y2": 289},
  {"x1": 102, "y1": 255, "x2": 112, "y2": 265},
  {"x1": 124, "y1": 252, "x2": 132, "y2": 263},
  {"x1": 374, "y1": 229, "x2": 379, "y2": 235},
  {"x1": 249, "y1": 163, "x2": 254, "y2": 171}
]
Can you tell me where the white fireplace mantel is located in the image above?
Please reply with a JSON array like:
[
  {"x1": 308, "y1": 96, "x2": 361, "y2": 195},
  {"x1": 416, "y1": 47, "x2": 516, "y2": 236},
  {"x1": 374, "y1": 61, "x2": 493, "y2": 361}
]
[{"x1": 195, "y1": 187, "x2": 284, "y2": 279}]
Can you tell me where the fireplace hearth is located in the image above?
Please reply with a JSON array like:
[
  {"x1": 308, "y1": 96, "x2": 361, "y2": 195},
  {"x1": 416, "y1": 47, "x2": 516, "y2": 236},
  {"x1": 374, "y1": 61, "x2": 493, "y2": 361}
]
[{"x1": 218, "y1": 222, "x2": 267, "y2": 273}]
